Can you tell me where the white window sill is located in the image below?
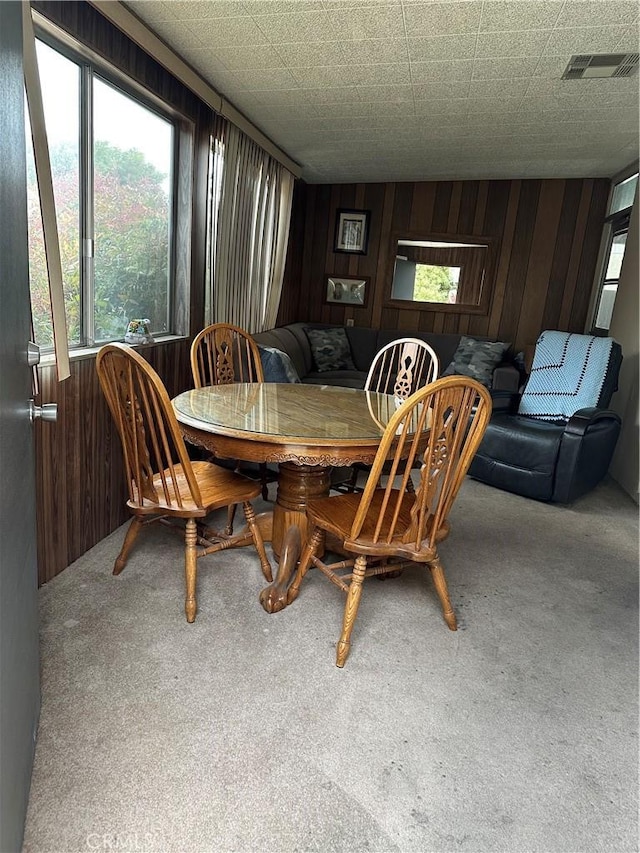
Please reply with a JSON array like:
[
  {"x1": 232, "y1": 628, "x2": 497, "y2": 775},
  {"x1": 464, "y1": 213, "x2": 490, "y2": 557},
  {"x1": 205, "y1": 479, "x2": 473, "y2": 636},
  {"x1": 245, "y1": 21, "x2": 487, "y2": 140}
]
[{"x1": 37, "y1": 334, "x2": 189, "y2": 367}]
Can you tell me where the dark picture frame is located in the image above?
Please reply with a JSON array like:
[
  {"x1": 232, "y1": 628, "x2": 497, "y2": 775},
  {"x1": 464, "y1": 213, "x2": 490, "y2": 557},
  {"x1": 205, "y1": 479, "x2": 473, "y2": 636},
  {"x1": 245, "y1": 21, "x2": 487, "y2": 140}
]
[
  {"x1": 325, "y1": 275, "x2": 370, "y2": 307},
  {"x1": 334, "y1": 209, "x2": 370, "y2": 255}
]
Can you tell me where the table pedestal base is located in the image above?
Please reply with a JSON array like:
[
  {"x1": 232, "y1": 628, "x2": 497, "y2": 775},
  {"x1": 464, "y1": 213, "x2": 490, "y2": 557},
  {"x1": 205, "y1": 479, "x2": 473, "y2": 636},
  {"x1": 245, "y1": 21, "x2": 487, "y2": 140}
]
[{"x1": 260, "y1": 462, "x2": 330, "y2": 613}]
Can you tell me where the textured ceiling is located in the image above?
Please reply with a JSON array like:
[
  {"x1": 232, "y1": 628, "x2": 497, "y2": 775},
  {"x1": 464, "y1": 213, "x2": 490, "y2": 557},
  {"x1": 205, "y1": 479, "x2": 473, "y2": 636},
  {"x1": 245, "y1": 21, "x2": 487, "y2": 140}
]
[{"x1": 123, "y1": 0, "x2": 640, "y2": 183}]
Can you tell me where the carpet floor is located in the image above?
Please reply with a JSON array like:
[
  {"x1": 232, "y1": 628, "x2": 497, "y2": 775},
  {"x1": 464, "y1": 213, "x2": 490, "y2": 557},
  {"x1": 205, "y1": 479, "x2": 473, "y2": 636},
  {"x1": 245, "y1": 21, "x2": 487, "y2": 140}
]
[{"x1": 22, "y1": 477, "x2": 639, "y2": 853}]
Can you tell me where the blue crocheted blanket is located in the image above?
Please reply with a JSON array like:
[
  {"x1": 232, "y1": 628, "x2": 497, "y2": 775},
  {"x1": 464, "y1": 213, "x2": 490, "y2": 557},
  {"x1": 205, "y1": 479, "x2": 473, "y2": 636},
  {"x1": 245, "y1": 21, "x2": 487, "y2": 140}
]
[{"x1": 518, "y1": 331, "x2": 615, "y2": 422}]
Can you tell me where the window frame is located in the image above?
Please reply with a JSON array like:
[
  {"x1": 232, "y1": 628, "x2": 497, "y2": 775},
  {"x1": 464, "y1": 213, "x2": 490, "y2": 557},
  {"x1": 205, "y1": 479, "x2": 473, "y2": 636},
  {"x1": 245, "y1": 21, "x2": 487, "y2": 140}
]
[
  {"x1": 31, "y1": 13, "x2": 192, "y2": 352},
  {"x1": 589, "y1": 169, "x2": 638, "y2": 336}
]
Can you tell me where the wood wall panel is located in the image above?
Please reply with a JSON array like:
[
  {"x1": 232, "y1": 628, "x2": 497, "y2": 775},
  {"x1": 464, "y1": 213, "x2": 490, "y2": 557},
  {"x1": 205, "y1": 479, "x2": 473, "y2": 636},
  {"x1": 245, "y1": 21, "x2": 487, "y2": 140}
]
[
  {"x1": 278, "y1": 180, "x2": 306, "y2": 326},
  {"x1": 283, "y1": 176, "x2": 610, "y2": 355}
]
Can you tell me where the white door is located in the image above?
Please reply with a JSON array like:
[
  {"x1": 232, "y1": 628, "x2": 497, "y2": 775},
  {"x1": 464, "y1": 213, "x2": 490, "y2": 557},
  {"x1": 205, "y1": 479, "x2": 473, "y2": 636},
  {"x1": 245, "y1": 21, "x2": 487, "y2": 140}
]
[{"x1": 0, "y1": 3, "x2": 41, "y2": 850}]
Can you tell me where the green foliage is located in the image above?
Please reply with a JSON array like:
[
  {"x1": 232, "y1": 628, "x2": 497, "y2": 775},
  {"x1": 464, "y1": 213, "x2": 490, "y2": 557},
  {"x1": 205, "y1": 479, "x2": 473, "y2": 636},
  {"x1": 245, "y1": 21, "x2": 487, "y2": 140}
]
[
  {"x1": 413, "y1": 264, "x2": 457, "y2": 303},
  {"x1": 94, "y1": 140, "x2": 166, "y2": 187},
  {"x1": 27, "y1": 140, "x2": 170, "y2": 346}
]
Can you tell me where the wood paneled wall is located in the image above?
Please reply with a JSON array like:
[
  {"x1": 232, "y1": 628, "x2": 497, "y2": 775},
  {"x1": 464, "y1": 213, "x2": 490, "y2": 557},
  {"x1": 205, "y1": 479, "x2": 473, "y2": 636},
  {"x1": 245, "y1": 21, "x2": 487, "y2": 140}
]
[{"x1": 278, "y1": 178, "x2": 610, "y2": 354}]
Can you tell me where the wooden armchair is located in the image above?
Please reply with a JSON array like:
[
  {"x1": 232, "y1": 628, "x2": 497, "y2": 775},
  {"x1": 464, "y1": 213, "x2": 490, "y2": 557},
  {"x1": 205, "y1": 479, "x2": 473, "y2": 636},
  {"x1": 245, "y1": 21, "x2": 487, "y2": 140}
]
[
  {"x1": 96, "y1": 343, "x2": 272, "y2": 623},
  {"x1": 190, "y1": 323, "x2": 276, "y2": 505},
  {"x1": 287, "y1": 375, "x2": 492, "y2": 667}
]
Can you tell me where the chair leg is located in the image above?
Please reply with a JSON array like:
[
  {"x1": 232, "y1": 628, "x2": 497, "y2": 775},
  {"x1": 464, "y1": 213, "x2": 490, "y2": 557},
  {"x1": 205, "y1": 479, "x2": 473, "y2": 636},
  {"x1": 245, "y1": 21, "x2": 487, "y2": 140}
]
[
  {"x1": 286, "y1": 527, "x2": 323, "y2": 604},
  {"x1": 225, "y1": 504, "x2": 236, "y2": 536},
  {"x1": 113, "y1": 516, "x2": 144, "y2": 575},
  {"x1": 336, "y1": 554, "x2": 367, "y2": 667},
  {"x1": 184, "y1": 518, "x2": 198, "y2": 623},
  {"x1": 242, "y1": 502, "x2": 273, "y2": 582},
  {"x1": 259, "y1": 463, "x2": 270, "y2": 500},
  {"x1": 345, "y1": 464, "x2": 361, "y2": 493},
  {"x1": 428, "y1": 555, "x2": 457, "y2": 631}
]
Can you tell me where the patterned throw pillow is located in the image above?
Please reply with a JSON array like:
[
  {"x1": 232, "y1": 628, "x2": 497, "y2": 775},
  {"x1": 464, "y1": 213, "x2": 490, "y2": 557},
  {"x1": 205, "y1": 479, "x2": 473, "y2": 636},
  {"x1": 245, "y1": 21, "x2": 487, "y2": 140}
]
[
  {"x1": 305, "y1": 327, "x2": 356, "y2": 373},
  {"x1": 442, "y1": 336, "x2": 509, "y2": 388},
  {"x1": 257, "y1": 345, "x2": 300, "y2": 383}
]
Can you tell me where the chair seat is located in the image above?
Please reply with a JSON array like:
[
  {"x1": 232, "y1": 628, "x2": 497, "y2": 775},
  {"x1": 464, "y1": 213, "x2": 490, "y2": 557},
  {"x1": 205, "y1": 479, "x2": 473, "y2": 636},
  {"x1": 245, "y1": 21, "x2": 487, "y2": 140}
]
[
  {"x1": 129, "y1": 461, "x2": 263, "y2": 517},
  {"x1": 307, "y1": 489, "x2": 449, "y2": 558}
]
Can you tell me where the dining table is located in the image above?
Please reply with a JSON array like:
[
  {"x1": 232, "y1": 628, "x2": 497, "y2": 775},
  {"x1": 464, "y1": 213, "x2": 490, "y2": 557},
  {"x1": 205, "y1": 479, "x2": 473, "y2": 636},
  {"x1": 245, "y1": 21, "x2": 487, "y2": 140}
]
[{"x1": 172, "y1": 382, "x2": 407, "y2": 613}]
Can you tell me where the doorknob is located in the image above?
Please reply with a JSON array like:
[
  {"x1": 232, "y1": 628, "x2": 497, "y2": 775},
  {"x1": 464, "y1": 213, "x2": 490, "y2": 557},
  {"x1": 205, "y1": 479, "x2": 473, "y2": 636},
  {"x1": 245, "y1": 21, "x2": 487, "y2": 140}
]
[
  {"x1": 29, "y1": 400, "x2": 57, "y2": 423},
  {"x1": 27, "y1": 341, "x2": 40, "y2": 367}
]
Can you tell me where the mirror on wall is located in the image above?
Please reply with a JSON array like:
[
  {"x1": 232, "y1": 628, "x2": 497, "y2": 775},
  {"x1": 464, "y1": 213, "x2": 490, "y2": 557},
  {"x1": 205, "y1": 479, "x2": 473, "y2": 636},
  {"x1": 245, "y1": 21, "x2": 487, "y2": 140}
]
[{"x1": 388, "y1": 234, "x2": 496, "y2": 314}]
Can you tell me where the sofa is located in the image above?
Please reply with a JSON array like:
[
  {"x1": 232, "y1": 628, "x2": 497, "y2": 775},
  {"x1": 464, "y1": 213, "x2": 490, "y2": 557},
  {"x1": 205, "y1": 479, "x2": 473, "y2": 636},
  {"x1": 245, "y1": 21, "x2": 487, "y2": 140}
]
[{"x1": 252, "y1": 322, "x2": 520, "y2": 397}]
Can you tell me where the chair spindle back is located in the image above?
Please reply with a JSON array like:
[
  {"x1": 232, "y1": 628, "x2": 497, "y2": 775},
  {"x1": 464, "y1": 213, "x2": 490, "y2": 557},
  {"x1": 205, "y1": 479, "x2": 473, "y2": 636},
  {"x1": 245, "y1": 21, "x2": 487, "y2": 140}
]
[
  {"x1": 351, "y1": 376, "x2": 492, "y2": 553},
  {"x1": 97, "y1": 343, "x2": 202, "y2": 511},
  {"x1": 191, "y1": 323, "x2": 264, "y2": 388},
  {"x1": 365, "y1": 338, "x2": 439, "y2": 399}
]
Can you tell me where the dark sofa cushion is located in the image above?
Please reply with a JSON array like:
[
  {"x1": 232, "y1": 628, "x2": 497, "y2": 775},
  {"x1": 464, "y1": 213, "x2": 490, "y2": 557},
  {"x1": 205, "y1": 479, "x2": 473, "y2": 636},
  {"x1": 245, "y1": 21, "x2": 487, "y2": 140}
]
[
  {"x1": 443, "y1": 336, "x2": 510, "y2": 387},
  {"x1": 252, "y1": 325, "x2": 311, "y2": 379},
  {"x1": 305, "y1": 327, "x2": 356, "y2": 372},
  {"x1": 345, "y1": 326, "x2": 380, "y2": 372},
  {"x1": 374, "y1": 330, "x2": 463, "y2": 373}
]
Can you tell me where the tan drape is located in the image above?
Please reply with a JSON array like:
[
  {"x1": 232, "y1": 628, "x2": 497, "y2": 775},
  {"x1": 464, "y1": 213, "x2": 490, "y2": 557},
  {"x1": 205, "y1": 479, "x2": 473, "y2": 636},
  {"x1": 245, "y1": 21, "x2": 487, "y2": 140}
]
[
  {"x1": 23, "y1": 5, "x2": 70, "y2": 380},
  {"x1": 206, "y1": 121, "x2": 294, "y2": 334}
]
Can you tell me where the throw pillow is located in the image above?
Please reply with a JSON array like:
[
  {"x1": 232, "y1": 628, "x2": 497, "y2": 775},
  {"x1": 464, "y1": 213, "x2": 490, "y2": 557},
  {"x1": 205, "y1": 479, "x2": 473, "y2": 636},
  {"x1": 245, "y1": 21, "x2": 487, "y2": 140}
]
[
  {"x1": 442, "y1": 336, "x2": 509, "y2": 388},
  {"x1": 257, "y1": 345, "x2": 300, "y2": 383},
  {"x1": 305, "y1": 327, "x2": 356, "y2": 373}
]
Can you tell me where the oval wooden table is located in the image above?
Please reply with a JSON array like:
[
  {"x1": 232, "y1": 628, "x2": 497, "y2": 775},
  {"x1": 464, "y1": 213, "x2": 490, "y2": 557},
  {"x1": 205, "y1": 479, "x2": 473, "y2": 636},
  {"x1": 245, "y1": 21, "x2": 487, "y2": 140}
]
[{"x1": 172, "y1": 382, "x2": 404, "y2": 613}]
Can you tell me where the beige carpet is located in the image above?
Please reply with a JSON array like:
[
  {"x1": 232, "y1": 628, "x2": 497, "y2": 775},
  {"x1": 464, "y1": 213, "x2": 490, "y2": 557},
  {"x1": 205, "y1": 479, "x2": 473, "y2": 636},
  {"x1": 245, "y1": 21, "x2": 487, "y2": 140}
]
[{"x1": 22, "y1": 477, "x2": 639, "y2": 853}]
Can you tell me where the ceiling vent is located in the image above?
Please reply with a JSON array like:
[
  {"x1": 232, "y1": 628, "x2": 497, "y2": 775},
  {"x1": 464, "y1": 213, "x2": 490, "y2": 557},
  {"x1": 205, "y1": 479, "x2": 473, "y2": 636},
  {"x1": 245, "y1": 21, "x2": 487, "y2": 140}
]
[{"x1": 562, "y1": 53, "x2": 640, "y2": 79}]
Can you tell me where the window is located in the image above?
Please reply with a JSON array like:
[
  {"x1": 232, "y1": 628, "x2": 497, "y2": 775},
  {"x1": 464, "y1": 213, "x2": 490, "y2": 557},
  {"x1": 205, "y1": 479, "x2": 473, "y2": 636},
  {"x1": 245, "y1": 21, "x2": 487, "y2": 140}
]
[
  {"x1": 26, "y1": 30, "x2": 178, "y2": 349},
  {"x1": 591, "y1": 171, "x2": 638, "y2": 334}
]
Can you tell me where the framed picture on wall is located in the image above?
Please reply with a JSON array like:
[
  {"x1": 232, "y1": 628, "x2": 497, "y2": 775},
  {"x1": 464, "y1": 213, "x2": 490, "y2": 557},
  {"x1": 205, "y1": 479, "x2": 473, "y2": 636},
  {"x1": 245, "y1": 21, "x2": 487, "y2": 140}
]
[
  {"x1": 334, "y1": 209, "x2": 370, "y2": 254},
  {"x1": 326, "y1": 275, "x2": 369, "y2": 306}
]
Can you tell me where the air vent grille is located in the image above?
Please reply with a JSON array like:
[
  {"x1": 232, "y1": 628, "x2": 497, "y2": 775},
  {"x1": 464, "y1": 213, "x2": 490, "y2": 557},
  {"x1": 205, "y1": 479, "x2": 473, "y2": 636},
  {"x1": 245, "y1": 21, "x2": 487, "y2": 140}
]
[
  {"x1": 615, "y1": 54, "x2": 640, "y2": 77},
  {"x1": 562, "y1": 53, "x2": 640, "y2": 79}
]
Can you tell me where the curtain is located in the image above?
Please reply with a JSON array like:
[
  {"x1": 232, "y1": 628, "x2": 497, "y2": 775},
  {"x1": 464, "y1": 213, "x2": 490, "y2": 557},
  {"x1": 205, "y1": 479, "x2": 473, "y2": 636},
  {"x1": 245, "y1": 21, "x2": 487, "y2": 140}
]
[{"x1": 205, "y1": 118, "x2": 294, "y2": 333}]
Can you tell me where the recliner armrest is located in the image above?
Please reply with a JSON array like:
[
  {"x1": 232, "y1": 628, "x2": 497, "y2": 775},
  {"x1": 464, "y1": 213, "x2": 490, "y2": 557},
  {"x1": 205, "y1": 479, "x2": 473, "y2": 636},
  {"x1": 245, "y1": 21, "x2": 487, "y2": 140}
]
[
  {"x1": 490, "y1": 390, "x2": 521, "y2": 414},
  {"x1": 564, "y1": 407, "x2": 622, "y2": 437},
  {"x1": 491, "y1": 364, "x2": 520, "y2": 393}
]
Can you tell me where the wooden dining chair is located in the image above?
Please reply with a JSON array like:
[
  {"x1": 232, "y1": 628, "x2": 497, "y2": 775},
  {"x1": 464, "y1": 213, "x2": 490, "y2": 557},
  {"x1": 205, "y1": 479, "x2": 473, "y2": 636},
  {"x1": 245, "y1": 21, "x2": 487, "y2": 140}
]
[
  {"x1": 190, "y1": 322, "x2": 265, "y2": 388},
  {"x1": 190, "y1": 323, "x2": 277, "y2": 509},
  {"x1": 286, "y1": 375, "x2": 492, "y2": 667},
  {"x1": 336, "y1": 337, "x2": 440, "y2": 493},
  {"x1": 96, "y1": 343, "x2": 272, "y2": 623}
]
